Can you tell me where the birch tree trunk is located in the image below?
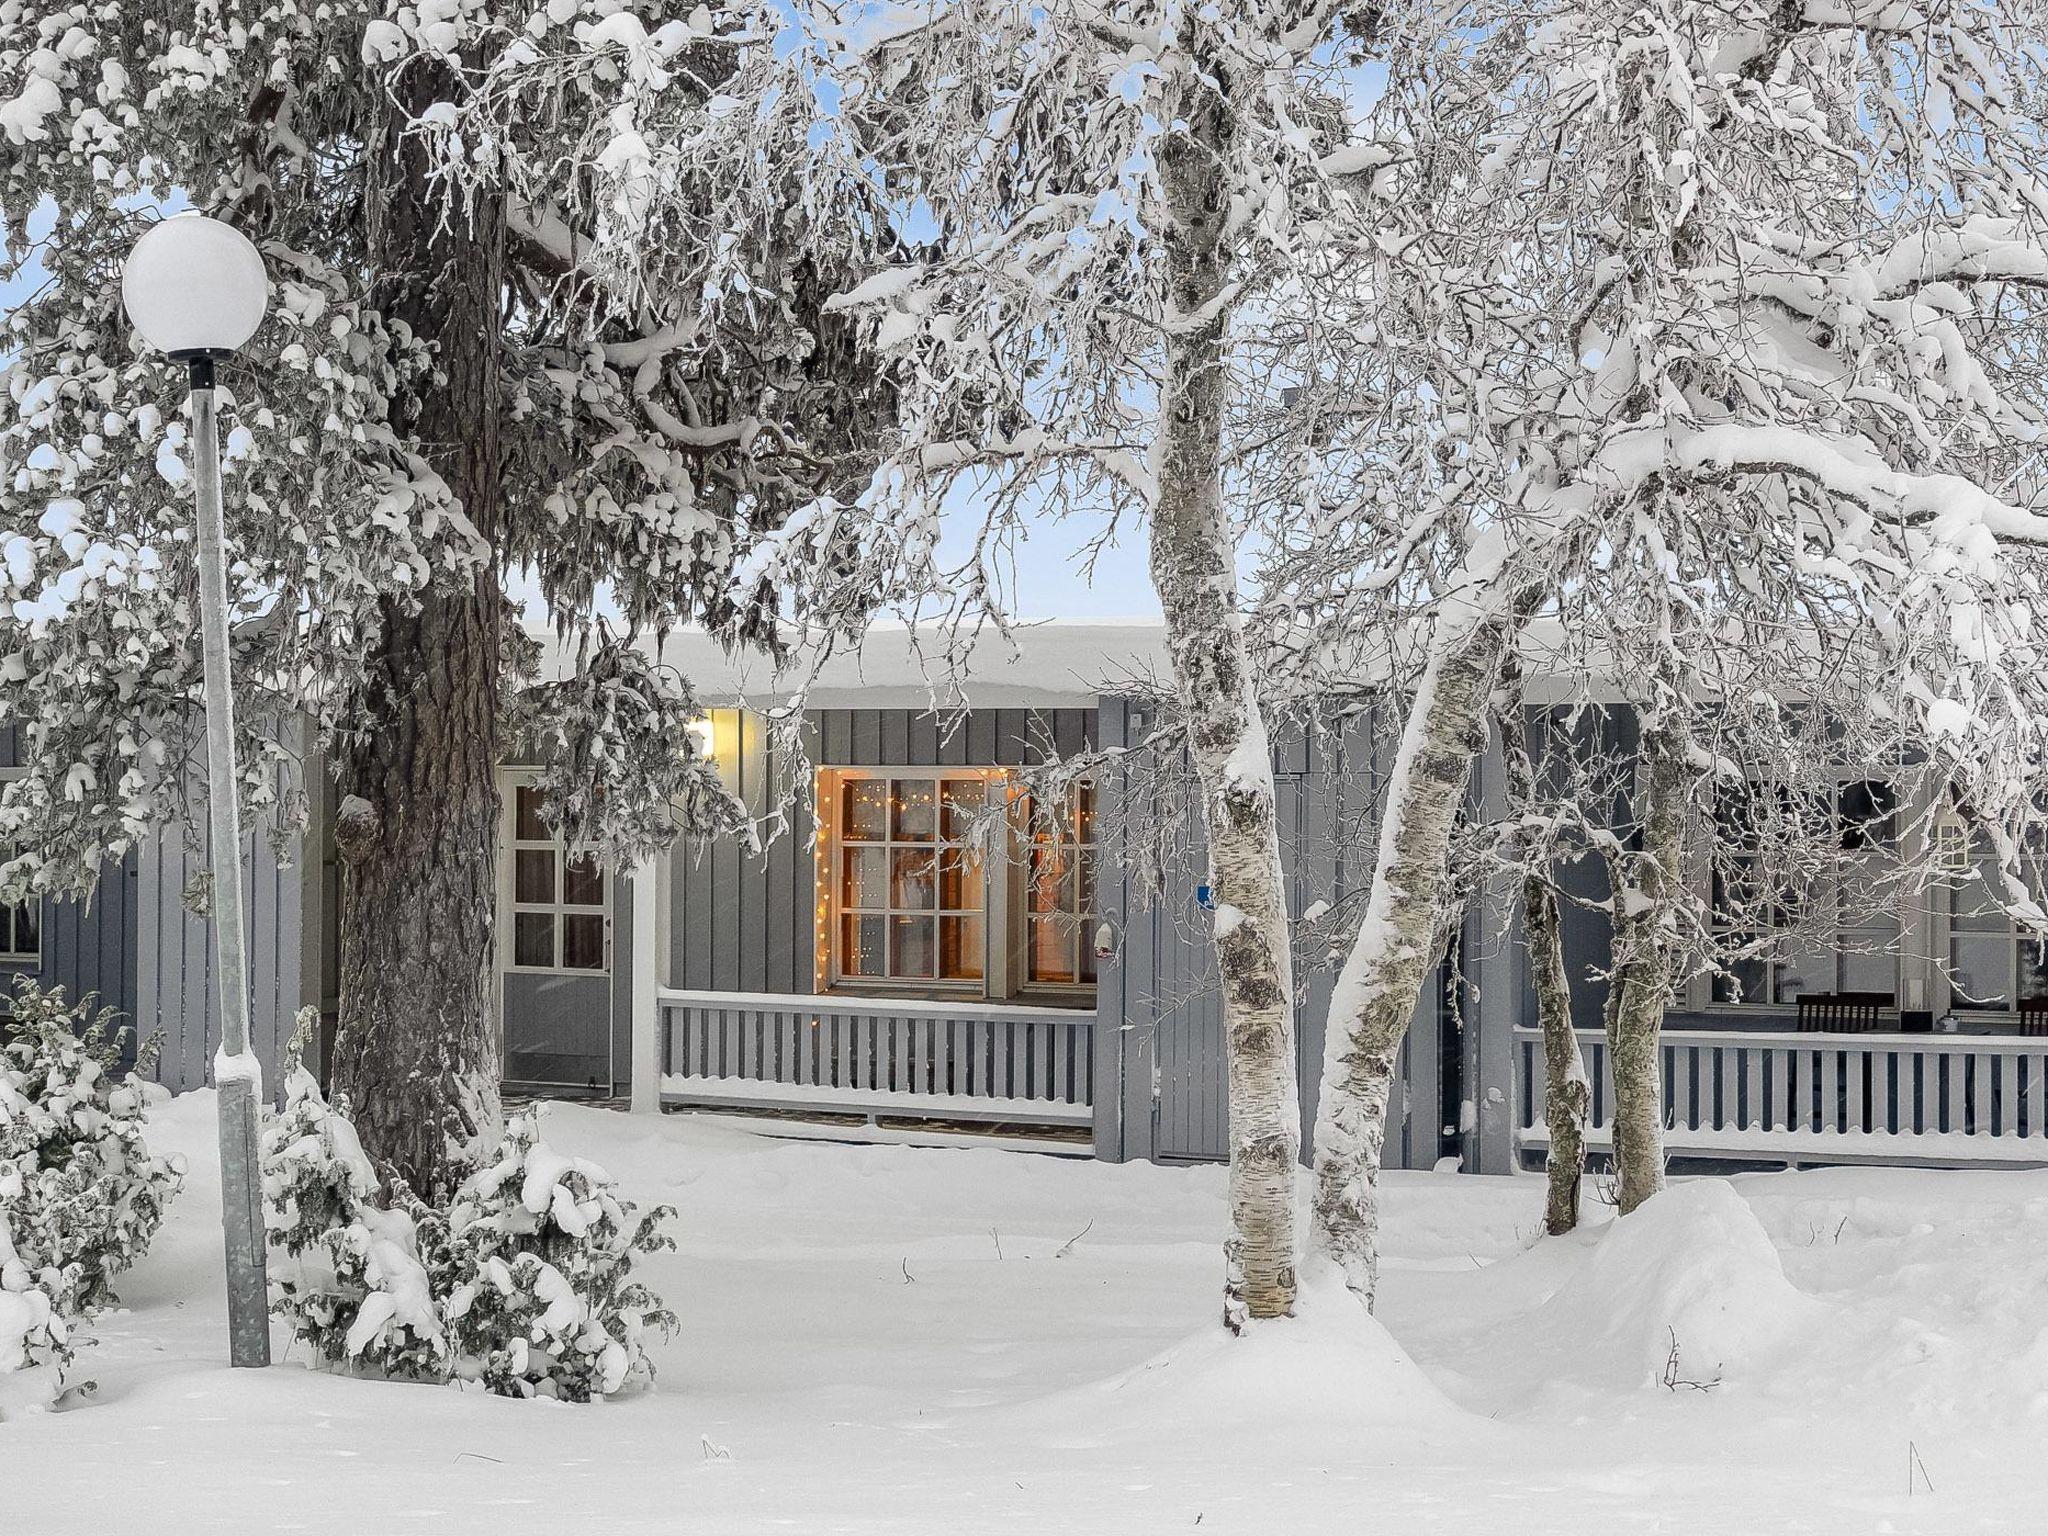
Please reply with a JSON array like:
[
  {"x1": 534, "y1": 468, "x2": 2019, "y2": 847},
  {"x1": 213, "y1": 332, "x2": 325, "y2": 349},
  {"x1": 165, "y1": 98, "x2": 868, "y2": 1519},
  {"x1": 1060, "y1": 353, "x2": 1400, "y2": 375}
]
[
  {"x1": 1310, "y1": 604, "x2": 1524, "y2": 1306},
  {"x1": 329, "y1": 60, "x2": 507, "y2": 1202},
  {"x1": 1603, "y1": 713, "x2": 1694, "y2": 1216},
  {"x1": 1497, "y1": 665, "x2": 1587, "y2": 1235},
  {"x1": 1152, "y1": 61, "x2": 1299, "y2": 1328}
]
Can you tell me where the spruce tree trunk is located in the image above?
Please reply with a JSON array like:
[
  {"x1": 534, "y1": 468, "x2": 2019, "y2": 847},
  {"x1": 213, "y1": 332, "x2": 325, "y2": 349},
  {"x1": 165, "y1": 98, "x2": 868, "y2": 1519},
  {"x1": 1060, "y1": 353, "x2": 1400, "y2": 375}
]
[
  {"x1": 1604, "y1": 714, "x2": 1692, "y2": 1216},
  {"x1": 1153, "y1": 61, "x2": 1299, "y2": 1328},
  {"x1": 1498, "y1": 663, "x2": 1587, "y2": 1235},
  {"x1": 329, "y1": 61, "x2": 508, "y2": 1201},
  {"x1": 1310, "y1": 604, "x2": 1522, "y2": 1306}
]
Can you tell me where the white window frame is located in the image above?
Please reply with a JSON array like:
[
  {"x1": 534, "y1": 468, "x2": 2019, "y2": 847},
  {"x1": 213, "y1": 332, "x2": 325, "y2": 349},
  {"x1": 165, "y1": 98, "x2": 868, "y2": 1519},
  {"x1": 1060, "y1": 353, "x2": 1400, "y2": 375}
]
[
  {"x1": 1708, "y1": 775, "x2": 1902, "y2": 1010},
  {"x1": 0, "y1": 768, "x2": 40, "y2": 967},
  {"x1": 1943, "y1": 844, "x2": 2048, "y2": 1015},
  {"x1": 815, "y1": 767, "x2": 1097, "y2": 999},
  {"x1": 500, "y1": 777, "x2": 611, "y2": 977}
]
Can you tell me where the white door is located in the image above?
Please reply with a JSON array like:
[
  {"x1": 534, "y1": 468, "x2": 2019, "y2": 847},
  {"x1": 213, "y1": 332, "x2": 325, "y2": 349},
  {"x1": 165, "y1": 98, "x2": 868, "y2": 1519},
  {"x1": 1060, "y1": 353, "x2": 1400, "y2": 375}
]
[{"x1": 498, "y1": 774, "x2": 616, "y2": 1092}]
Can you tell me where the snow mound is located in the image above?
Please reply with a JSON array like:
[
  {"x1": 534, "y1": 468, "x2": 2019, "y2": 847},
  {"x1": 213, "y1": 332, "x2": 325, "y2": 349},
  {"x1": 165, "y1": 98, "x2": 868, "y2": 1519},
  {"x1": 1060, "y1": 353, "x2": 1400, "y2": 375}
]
[
  {"x1": 1533, "y1": 1182, "x2": 1817, "y2": 1392},
  {"x1": 1014, "y1": 1268, "x2": 1473, "y2": 1448}
]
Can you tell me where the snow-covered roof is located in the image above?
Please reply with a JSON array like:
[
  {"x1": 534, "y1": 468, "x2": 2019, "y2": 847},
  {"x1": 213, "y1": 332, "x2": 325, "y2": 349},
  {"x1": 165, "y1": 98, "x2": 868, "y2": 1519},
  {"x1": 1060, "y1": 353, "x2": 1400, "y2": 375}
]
[{"x1": 542, "y1": 620, "x2": 1174, "y2": 709}]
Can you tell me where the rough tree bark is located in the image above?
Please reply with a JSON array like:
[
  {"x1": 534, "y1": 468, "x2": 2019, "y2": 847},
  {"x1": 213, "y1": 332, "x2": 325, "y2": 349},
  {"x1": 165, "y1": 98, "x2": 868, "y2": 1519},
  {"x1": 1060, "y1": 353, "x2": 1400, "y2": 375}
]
[
  {"x1": 1152, "y1": 60, "x2": 1299, "y2": 1328},
  {"x1": 1310, "y1": 601, "x2": 1527, "y2": 1306},
  {"x1": 1498, "y1": 660, "x2": 1588, "y2": 1236},
  {"x1": 329, "y1": 60, "x2": 508, "y2": 1201},
  {"x1": 1602, "y1": 710, "x2": 1694, "y2": 1216}
]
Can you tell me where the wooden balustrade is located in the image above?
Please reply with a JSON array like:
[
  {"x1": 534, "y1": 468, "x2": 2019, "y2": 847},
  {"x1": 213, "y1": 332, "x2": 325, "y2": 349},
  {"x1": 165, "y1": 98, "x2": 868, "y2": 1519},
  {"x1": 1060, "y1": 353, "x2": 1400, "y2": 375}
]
[
  {"x1": 661, "y1": 989, "x2": 1094, "y2": 1129},
  {"x1": 1514, "y1": 1027, "x2": 2048, "y2": 1167}
]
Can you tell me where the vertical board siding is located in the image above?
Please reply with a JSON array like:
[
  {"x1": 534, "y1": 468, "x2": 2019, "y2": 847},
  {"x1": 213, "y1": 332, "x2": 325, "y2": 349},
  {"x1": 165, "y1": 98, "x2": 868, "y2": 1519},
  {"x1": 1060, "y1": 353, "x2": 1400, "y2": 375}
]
[
  {"x1": 1096, "y1": 697, "x2": 1437, "y2": 1169},
  {"x1": 661, "y1": 701, "x2": 1441, "y2": 1171},
  {"x1": 0, "y1": 724, "x2": 141, "y2": 1046},
  {"x1": 668, "y1": 707, "x2": 1117, "y2": 997},
  {"x1": 135, "y1": 808, "x2": 304, "y2": 1097}
]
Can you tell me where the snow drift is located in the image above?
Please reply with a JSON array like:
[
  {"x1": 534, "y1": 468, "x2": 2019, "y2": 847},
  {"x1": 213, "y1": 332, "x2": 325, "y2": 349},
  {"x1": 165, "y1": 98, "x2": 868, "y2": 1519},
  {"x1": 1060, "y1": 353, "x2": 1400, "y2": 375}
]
[
  {"x1": 1530, "y1": 1182, "x2": 1817, "y2": 1392},
  {"x1": 1009, "y1": 1267, "x2": 1475, "y2": 1450}
]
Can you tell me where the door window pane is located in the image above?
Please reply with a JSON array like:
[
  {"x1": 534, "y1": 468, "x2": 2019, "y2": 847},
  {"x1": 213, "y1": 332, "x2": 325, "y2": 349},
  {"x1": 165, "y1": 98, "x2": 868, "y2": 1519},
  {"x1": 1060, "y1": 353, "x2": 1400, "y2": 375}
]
[
  {"x1": 514, "y1": 785, "x2": 550, "y2": 841},
  {"x1": 562, "y1": 913, "x2": 605, "y2": 970},
  {"x1": 513, "y1": 912, "x2": 555, "y2": 969},
  {"x1": 563, "y1": 855, "x2": 604, "y2": 908},
  {"x1": 514, "y1": 848, "x2": 556, "y2": 906}
]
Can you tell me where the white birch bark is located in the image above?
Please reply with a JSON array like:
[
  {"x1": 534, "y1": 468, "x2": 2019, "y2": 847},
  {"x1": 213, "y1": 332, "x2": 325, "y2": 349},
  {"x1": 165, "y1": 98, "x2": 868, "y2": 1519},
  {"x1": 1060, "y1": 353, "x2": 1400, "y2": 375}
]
[
  {"x1": 1498, "y1": 661, "x2": 1588, "y2": 1235},
  {"x1": 1308, "y1": 601, "x2": 1524, "y2": 1306},
  {"x1": 1151, "y1": 58, "x2": 1299, "y2": 1328},
  {"x1": 1602, "y1": 712, "x2": 1694, "y2": 1215}
]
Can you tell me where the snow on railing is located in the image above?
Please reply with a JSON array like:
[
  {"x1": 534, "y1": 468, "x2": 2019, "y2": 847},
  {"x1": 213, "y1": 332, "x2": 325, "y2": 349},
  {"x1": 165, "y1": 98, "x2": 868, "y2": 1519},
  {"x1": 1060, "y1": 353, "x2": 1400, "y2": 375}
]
[
  {"x1": 659, "y1": 989, "x2": 1095, "y2": 1130},
  {"x1": 1514, "y1": 1027, "x2": 2048, "y2": 1166}
]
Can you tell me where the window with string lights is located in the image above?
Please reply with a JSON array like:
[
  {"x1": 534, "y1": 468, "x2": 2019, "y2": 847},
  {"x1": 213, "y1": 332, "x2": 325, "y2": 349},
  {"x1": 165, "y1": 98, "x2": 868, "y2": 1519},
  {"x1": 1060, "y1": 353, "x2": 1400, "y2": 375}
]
[{"x1": 814, "y1": 770, "x2": 1096, "y2": 998}]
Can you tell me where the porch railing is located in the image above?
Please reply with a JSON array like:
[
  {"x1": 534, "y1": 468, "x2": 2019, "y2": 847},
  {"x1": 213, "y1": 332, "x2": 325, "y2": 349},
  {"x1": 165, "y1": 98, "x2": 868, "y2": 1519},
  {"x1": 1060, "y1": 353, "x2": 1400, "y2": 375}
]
[
  {"x1": 1514, "y1": 1026, "x2": 2048, "y2": 1166},
  {"x1": 660, "y1": 989, "x2": 1094, "y2": 1129}
]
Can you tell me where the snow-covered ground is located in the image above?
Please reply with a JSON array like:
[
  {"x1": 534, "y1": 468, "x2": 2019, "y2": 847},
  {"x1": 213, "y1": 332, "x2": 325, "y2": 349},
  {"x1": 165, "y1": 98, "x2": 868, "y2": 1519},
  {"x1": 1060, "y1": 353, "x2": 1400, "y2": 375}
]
[{"x1": 5, "y1": 1092, "x2": 2045, "y2": 1534}]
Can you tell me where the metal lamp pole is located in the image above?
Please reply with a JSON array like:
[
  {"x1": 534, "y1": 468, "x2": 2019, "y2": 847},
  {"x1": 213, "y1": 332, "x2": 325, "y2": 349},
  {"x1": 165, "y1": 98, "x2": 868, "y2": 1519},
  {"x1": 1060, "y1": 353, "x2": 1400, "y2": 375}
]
[{"x1": 123, "y1": 216, "x2": 273, "y2": 1369}]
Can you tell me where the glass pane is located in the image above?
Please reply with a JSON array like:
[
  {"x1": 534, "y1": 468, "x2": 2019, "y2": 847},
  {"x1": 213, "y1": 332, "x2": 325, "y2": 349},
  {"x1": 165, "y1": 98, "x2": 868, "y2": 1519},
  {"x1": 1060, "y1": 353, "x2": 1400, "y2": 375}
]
[
  {"x1": 939, "y1": 915, "x2": 983, "y2": 981},
  {"x1": 1713, "y1": 949, "x2": 1769, "y2": 1005},
  {"x1": 562, "y1": 913, "x2": 605, "y2": 970},
  {"x1": 1772, "y1": 938, "x2": 1833, "y2": 1005},
  {"x1": 891, "y1": 778, "x2": 936, "y2": 842},
  {"x1": 9, "y1": 901, "x2": 34, "y2": 958},
  {"x1": 1950, "y1": 934, "x2": 2011, "y2": 1010},
  {"x1": 1080, "y1": 932, "x2": 1098, "y2": 984},
  {"x1": 1712, "y1": 858, "x2": 1761, "y2": 926},
  {"x1": 1029, "y1": 846, "x2": 1074, "y2": 914},
  {"x1": 841, "y1": 846, "x2": 888, "y2": 909},
  {"x1": 1078, "y1": 849, "x2": 1096, "y2": 916},
  {"x1": 890, "y1": 915, "x2": 934, "y2": 979},
  {"x1": 841, "y1": 914, "x2": 887, "y2": 977},
  {"x1": 1028, "y1": 915, "x2": 1075, "y2": 984},
  {"x1": 2021, "y1": 939, "x2": 2048, "y2": 1002},
  {"x1": 1837, "y1": 858, "x2": 1898, "y2": 934},
  {"x1": 513, "y1": 911, "x2": 554, "y2": 968},
  {"x1": 940, "y1": 778, "x2": 986, "y2": 842},
  {"x1": 514, "y1": 848, "x2": 555, "y2": 906},
  {"x1": 1077, "y1": 781, "x2": 1097, "y2": 846},
  {"x1": 1838, "y1": 780, "x2": 1897, "y2": 850},
  {"x1": 514, "y1": 785, "x2": 549, "y2": 841},
  {"x1": 1839, "y1": 944, "x2": 1896, "y2": 999},
  {"x1": 842, "y1": 779, "x2": 889, "y2": 842},
  {"x1": 890, "y1": 848, "x2": 937, "y2": 909},
  {"x1": 1952, "y1": 864, "x2": 2010, "y2": 933},
  {"x1": 563, "y1": 855, "x2": 604, "y2": 908},
  {"x1": 938, "y1": 848, "x2": 983, "y2": 911}
]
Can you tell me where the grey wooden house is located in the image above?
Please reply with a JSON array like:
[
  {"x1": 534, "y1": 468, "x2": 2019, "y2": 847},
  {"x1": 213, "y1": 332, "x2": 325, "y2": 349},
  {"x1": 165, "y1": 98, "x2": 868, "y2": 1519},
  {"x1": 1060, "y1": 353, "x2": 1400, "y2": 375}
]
[{"x1": 57, "y1": 623, "x2": 2048, "y2": 1174}]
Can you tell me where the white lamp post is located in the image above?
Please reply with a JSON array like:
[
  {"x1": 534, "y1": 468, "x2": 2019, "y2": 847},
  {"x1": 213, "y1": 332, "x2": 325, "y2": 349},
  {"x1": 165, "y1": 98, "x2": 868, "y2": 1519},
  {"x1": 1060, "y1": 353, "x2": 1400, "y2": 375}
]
[{"x1": 122, "y1": 213, "x2": 272, "y2": 1370}]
